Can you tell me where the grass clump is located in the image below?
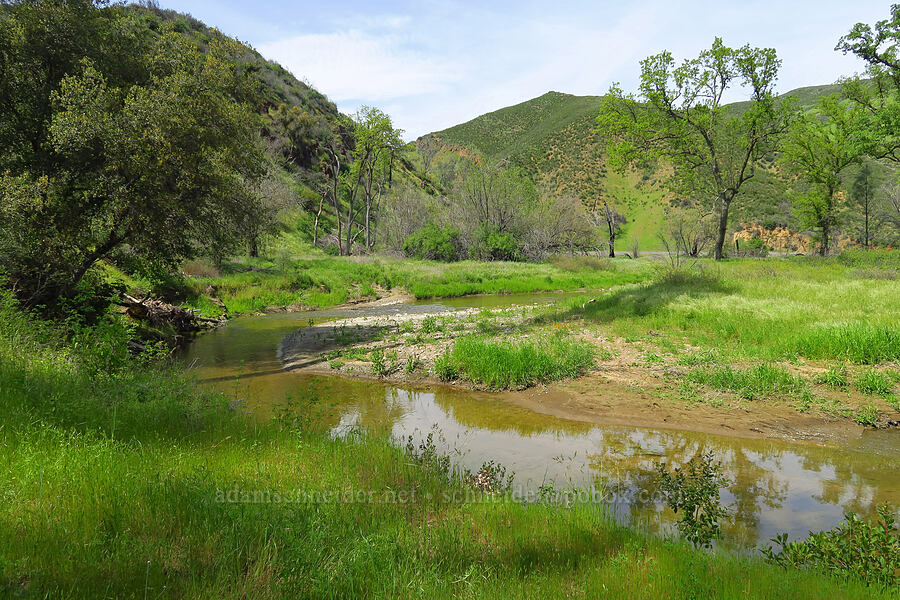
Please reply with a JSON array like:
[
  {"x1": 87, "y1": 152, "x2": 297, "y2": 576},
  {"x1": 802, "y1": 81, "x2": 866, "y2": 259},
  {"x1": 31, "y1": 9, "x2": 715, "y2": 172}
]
[
  {"x1": 855, "y1": 369, "x2": 896, "y2": 397},
  {"x1": 794, "y1": 323, "x2": 900, "y2": 364},
  {"x1": 854, "y1": 404, "x2": 880, "y2": 426},
  {"x1": 686, "y1": 363, "x2": 809, "y2": 401},
  {"x1": 438, "y1": 334, "x2": 595, "y2": 390},
  {"x1": 815, "y1": 364, "x2": 849, "y2": 388}
]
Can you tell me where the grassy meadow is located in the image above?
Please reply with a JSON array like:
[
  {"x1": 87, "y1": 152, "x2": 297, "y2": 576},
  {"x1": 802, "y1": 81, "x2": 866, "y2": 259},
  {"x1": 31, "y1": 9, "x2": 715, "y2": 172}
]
[
  {"x1": 114, "y1": 253, "x2": 649, "y2": 316},
  {"x1": 0, "y1": 288, "x2": 894, "y2": 599}
]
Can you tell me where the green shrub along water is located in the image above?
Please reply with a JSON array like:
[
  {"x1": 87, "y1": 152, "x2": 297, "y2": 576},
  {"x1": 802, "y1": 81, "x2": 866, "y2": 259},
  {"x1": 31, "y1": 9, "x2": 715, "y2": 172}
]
[{"x1": 1, "y1": 292, "x2": 893, "y2": 598}]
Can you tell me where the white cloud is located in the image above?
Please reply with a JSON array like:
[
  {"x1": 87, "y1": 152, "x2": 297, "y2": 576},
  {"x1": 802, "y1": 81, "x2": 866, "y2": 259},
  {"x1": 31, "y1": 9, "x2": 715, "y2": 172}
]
[
  {"x1": 259, "y1": 30, "x2": 461, "y2": 103},
  {"x1": 249, "y1": 1, "x2": 892, "y2": 140}
]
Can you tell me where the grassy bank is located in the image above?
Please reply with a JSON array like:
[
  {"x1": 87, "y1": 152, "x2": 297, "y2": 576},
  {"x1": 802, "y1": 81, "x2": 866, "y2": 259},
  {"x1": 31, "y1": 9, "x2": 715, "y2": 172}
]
[
  {"x1": 0, "y1": 296, "x2": 891, "y2": 598},
  {"x1": 119, "y1": 254, "x2": 650, "y2": 316}
]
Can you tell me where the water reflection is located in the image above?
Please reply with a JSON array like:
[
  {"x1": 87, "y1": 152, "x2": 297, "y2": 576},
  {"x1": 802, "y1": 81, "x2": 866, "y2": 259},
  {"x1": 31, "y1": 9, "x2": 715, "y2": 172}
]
[{"x1": 179, "y1": 306, "x2": 900, "y2": 549}]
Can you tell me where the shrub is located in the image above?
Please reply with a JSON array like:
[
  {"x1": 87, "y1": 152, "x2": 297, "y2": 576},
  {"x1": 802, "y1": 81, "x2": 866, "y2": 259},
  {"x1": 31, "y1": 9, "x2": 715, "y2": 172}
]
[
  {"x1": 762, "y1": 504, "x2": 899, "y2": 589},
  {"x1": 742, "y1": 237, "x2": 770, "y2": 257},
  {"x1": 468, "y1": 225, "x2": 521, "y2": 262},
  {"x1": 656, "y1": 452, "x2": 730, "y2": 548},
  {"x1": 402, "y1": 223, "x2": 463, "y2": 261}
]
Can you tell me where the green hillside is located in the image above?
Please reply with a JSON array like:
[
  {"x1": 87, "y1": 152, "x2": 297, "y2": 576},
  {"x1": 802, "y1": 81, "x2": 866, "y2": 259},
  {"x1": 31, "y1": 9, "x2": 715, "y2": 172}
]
[{"x1": 429, "y1": 84, "x2": 846, "y2": 250}]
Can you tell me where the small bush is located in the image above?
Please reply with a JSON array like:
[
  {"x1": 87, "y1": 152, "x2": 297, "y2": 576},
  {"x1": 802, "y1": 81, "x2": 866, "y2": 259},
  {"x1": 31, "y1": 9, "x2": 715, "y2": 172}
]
[
  {"x1": 762, "y1": 504, "x2": 899, "y2": 589},
  {"x1": 402, "y1": 224, "x2": 463, "y2": 261},
  {"x1": 741, "y1": 237, "x2": 770, "y2": 257},
  {"x1": 468, "y1": 225, "x2": 521, "y2": 262}
]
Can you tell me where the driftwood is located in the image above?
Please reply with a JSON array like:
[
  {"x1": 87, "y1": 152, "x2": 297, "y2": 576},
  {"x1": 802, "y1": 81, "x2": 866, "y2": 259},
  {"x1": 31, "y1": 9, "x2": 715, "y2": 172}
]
[{"x1": 122, "y1": 294, "x2": 224, "y2": 342}]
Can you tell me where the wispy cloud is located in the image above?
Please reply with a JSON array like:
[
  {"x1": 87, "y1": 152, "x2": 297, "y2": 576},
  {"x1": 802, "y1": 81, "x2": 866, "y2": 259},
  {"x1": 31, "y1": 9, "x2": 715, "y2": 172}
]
[
  {"x1": 259, "y1": 29, "x2": 461, "y2": 103},
  {"x1": 164, "y1": 0, "x2": 894, "y2": 140}
]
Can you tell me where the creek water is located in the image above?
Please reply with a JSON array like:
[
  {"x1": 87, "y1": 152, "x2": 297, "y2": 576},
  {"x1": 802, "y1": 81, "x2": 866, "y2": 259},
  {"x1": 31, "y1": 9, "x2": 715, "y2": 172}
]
[{"x1": 179, "y1": 293, "x2": 900, "y2": 550}]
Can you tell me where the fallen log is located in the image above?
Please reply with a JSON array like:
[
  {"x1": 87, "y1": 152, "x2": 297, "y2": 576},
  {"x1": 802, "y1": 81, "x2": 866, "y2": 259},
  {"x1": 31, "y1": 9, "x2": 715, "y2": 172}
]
[{"x1": 121, "y1": 294, "x2": 224, "y2": 344}]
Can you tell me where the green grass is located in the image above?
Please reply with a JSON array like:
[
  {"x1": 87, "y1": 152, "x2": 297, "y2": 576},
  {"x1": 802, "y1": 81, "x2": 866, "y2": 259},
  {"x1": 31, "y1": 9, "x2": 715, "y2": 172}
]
[
  {"x1": 855, "y1": 369, "x2": 896, "y2": 397},
  {"x1": 0, "y1": 294, "x2": 893, "y2": 598},
  {"x1": 436, "y1": 334, "x2": 596, "y2": 390},
  {"x1": 686, "y1": 363, "x2": 809, "y2": 401},
  {"x1": 173, "y1": 255, "x2": 649, "y2": 316},
  {"x1": 794, "y1": 323, "x2": 900, "y2": 365},
  {"x1": 815, "y1": 364, "x2": 850, "y2": 388},
  {"x1": 560, "y1": 253, "x2": 900, "y2": 367}
]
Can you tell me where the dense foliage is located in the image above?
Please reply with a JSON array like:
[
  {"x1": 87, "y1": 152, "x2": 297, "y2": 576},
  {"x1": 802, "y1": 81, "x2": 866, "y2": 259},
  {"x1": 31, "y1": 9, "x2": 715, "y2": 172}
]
[
  {"x1": 402, "y1": 223, "x2": 464, "y2": 261},
  {"x1": 762, "y1": 504, "x2": 899, "y2": 589},
  {"x1": 0, "y1": 0, "x2": 267, "y2": 311}
]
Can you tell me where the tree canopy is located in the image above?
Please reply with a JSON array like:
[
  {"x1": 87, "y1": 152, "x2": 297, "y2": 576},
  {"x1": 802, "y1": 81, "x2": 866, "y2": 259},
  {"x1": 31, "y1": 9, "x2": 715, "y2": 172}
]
[
  {"x1": 596, "y1": 38, "x2": 790, "y2": 259},
  {"x1": 0, "y1": 0, "x2": 267, "y2": 308}
]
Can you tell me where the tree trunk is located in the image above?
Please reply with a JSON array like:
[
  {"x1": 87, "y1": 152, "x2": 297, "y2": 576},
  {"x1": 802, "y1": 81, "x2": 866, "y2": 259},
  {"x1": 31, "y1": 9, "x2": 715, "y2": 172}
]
[
  {"x1": 72, "y1": 229, "x2": 126, "y2": 287},
  {"x1": 248, "y1": 235, "x2": 258, "y2": 258},
  {"x1": 864, "y1": 189, "x2": 870, "y2": 248},
  {"x1": 713, "y1": 194, "x2": 731, "y2": 261},
  {"x1": 313, "y1": 191, "x2": 325, "y2": 247}
]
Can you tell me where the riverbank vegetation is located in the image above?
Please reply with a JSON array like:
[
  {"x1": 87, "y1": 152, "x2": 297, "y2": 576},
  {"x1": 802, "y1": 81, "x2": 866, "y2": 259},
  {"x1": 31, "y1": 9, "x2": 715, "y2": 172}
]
[
  {"x1": 2, "y1": 293, "x2": 894, "y2": 599},
  {"x1": 292, "y1": 250, "x2": 900, "y2": 428},
  {"x1": 3, "y1": 1, "x2": 900, "y2": 597}
]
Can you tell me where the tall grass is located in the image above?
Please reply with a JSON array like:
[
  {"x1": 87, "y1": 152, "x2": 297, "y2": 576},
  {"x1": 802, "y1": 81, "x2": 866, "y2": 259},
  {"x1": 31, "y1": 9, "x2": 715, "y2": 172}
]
[
  {"x1": 437, "y1": 334, "x2": 595, "y2": 390},
  {"x1": 686, "y1": 364, "x2": 809, "y2": 401},
  {"x1": 794, "y1": 323, "x2": 900, "y2": 364},
  {"x1": 0, "y1": 295, "x2": 889, "y2": 598}
]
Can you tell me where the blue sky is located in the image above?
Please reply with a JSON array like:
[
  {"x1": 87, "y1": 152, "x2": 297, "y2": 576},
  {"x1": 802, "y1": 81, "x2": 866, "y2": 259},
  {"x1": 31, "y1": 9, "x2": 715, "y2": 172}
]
[{"x1": 157, "y1": 0, "x2": 890, "y2": 140}]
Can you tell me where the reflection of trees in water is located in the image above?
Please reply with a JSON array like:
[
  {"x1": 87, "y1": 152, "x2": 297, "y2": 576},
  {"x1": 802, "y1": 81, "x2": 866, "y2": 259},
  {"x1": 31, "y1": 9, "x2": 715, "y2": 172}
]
[
  {"x1": 803, "y1": 451, "x2": 898, "y2": 519},
  {"x1": 430, "y1": 387, "x2": 594, "y2": 437},
  {"x1": 284, "y1": 376, "x2": 900, "y2": 547},
  {"x1": 586, "y1": 431, "x2": 794, "y2": 546}
]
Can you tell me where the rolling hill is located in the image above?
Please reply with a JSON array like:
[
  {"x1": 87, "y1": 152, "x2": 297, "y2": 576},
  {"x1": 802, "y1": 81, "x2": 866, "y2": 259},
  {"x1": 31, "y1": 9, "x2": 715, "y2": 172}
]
[{"x1": 425, "y1": 84, "x2": 844, "y2": 250}]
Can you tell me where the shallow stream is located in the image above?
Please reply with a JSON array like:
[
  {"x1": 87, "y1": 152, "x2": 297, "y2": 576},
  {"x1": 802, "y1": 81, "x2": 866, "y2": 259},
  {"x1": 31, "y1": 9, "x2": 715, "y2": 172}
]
[{"x1": 179, "y1": 293, "x2": 900, "y2": 549}]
